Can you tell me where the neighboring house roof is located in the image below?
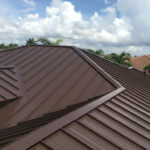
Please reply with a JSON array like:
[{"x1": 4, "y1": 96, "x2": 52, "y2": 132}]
[
  {"x1": 131, "y1": 54, "x2": 150, "y2": 71},
  {"x1": 0, "y1": 45, "x2": 120, "y2": 149},
  {"x1": 1, "y1": 47, "x2": 150, "y2": 150}
]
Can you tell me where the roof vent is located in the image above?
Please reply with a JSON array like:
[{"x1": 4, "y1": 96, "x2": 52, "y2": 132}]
[{"x1": 0, "y1": 66, "x2": 22, "y2": 103}]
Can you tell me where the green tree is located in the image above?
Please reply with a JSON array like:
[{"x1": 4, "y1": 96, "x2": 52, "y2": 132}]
[
  {"x1": 37, "y1": 37, "x2": 62, "y2": 46},
  {"x1": 87, "y1": 49, "x2": 96, "y2": 55},
  {"x1": 106, "y1": 52, "x2": 133, "y2": 67},
  {"x1": 0, "y1": 43, "x2": 6, "y2": 50},
  {"x1": 26, "y1": 38, "x2": 37, "y2": 45},
  {"x1": 87, "y1": 49, "x2": 104, "y2": 56},
  {"x1": 0, "y1": 43, "x2": 18, "y2": 50},
  {"x1": 144, "y1": 64, "x2": 150, "y2": 74},
  {"x1": 55, "y1": 39, "x2": 63, "y2": 45},
  {"x1": 95, "y1": 49, "x2": 104, "y2": 56},
  {"x1": 8, "y1": 43, "x2": 18, "y2": 48}
]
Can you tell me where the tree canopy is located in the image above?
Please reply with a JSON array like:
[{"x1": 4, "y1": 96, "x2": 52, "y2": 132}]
[
  {"x1": 106, "y1": 52, "x2": 133, "y2": 67},
  {"x1": 26, "y1": 37, "x2": 63, "y2": 46},
  {"x1": 87, "y1": 49, "x2": 132, "y2": 67},
  {"x1": 37, "y1": 37, "x2": 62, "y2": 46},
  {"x1": 0, "y1": 37, "x2": 63, "y2": 50},
  {"x1": 87, "y1": 49, "x2": 104, "y2": 56},
  {"x1": 0, "y1": 43, "x2": 18, "y2": 50},
  {"x1": 144, "y1": 64, "x2": 150, "y2": 74},
  {"x1": 26, "y1": 38, "x2": 37, "y2": 45}
]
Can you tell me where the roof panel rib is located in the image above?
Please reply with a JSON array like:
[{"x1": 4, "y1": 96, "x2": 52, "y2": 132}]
[
  {"x1": 0, "y1": 66, "x2": 22, "y2": 103},
  {"x1": 3, "y1": 48, "x2": 150, "y2": 150},
  {"x1": 0, "y1": 45, "x2": 120, "y2": 149},
  {"x1": 10, "y1": 50, "x2": 150, "y2": 150}
]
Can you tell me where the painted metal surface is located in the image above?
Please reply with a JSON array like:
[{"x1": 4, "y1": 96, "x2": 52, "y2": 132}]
[
  {"x1": 2, "y1": 88, "x2": 124, "y2": 150},
  {"x1": 0, "y1": 66, "x2": 22, "y2": 102},
  {"x1": 0, "y1": 45, "x2": 118, "y2": 148},
  {"x1": 20, "y1": 51, "x2": 150, "y2": 150},
  {"x1": 27, "y1": 88, "x2": 150, "y2": 150},
  {"x1": 2, "y1": 48, "x2": 150, "y2": 150}
]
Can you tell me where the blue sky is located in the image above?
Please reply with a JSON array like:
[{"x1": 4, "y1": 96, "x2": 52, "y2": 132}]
[
  {"x1": 0, "y1": 0, "x2": 47, "y2": 17},
  {"x1": 66, "y1": 0, "x2": 117, "y2": 19},
  {"x1": 0, "y1": 0, "x2": 150, "y2": 55},
  {"x1": 0, "y1": 0, "x2": 117, "y2": 18}
]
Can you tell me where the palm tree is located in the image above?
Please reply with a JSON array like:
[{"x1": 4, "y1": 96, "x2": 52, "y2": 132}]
[
  {"x1": 55, "y1": 39, "x2": 63, "y2": 45},
  {"x1": 144, "y1": 64, "x2": 150, "y2": 74},
  {"x1": 26, "y1": 38, "x2": 37, "y2": 45},
  {"x1": 37, "y1": 37, "x2": 62, "y2": 46},
  {"x1": 109, "y1": 52, "x2": 132, "y2": 67}
]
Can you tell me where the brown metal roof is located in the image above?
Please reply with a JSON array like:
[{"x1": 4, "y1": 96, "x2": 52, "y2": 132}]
[
  {"x1": 2, "y1": 87, "x2": 124, "y2": 150},
  {"x1": 0, "y1": 66, "x2": 22, "y2": 103},
  {"x1": 24, "y1": 90, "x2": 150, "y2": 150},
  {"x1": 5, "y1": 50, "x2": 150, "y2": 150},
  {"x1": 0, "y1": 45, "x2": 120, "y2": 148}
]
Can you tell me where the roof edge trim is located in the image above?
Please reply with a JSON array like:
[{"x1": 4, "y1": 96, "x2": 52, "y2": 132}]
[
  {"x1": 72, "y1": 47, "x2": 122, "y2": 88},
  {"x1": 2, "y1": 86, "x2": 125, "y2": 150}
]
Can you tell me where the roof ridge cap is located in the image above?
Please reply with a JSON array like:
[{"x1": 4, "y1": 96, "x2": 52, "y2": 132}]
[
  {"x1": 0, "y1": 45, "x2": 29, "y2": 53},
  {"x1": 72, "y1": 47, "x2": 122, "y2": 88},
  {"x1": 0, "y1": 45, "x2": 75, "y2": 53}
]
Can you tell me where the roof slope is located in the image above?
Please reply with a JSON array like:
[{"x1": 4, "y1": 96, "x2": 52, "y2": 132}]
[
  {"x1": 131, "y1": 54, "x2": 150, "y2": 71},
  {"x1": 3, "y1": 50, "x2": 150, "y2": 150},
  {"x1": 0, "y1": 45, "x2": 120, "y2": 148},
  {"x1": 0, "y1": 66, "x2": 22, "y2": 103},
  {"x1": 29, "y1": 90, "x2": 150, "y2": 150}
]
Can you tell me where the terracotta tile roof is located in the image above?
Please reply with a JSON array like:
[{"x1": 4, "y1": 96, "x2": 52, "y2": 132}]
[
  {"x1": 0, "y1": 45, "x2": 119, "y2": 148},
  {"x1": 131, "y1": 54, "x2": 150, "y2": 71},
  {"x1": 2, "y1": 48, "x2": 150, "y2": 150}
]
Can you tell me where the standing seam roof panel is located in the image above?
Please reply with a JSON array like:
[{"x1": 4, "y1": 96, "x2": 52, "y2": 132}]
[
  {"x1": 22, "y1": 51, "x2": 150, "y2": 150},
  {"x1": 0, "y1": 45, "x2": 119, "y2": 148}
]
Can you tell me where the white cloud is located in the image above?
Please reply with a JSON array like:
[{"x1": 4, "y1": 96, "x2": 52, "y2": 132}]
[
  {"x1": 104, "y1": 0, "x2": 110, "y2": 4},
  {"x1": 21, "y1": 7, "x2": 35, "y2": 13},
  {"x1": 23, "y1": 0, "x2": 35, "y2": 7},
  {"x1": 116, "y1": 0, "x2": 150, "y2": 44},
  {"x1": 26, "y1": 13, "x2": 39, "y2": 19},
  {"x1": 0, "y1": 0, "x2": 150, "y2": 55}
]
